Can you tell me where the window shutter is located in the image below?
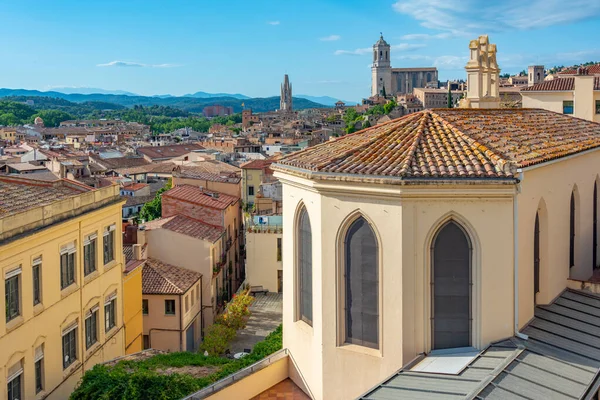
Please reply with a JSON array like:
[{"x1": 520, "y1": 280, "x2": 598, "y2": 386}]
[{"x1": 5, "y1": 266, "x2": 22, "y2": 279}]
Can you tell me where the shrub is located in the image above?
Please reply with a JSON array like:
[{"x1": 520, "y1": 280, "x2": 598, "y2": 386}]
[
  {"x1": 216, "y1": 293, "x2": 254, "y2": 331},
  {"x1": 200, "y1": 324, "x2": 236, "y2": 356}
]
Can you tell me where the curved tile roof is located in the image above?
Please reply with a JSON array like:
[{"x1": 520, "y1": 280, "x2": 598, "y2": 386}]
[{"x1": 274, "y1": 109, "x2": 600, "y2": 183}]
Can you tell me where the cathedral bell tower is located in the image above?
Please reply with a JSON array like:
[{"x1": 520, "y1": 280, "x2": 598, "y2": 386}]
[{"x1": 371, "y1": 34, "x2": 392, "y2": 97}]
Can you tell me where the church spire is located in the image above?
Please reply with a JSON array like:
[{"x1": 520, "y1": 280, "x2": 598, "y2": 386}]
[{"x1": 280, "y1": 74, "x2": 293, "y2": 112}]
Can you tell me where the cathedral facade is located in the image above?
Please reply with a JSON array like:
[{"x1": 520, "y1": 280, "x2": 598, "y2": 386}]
[{"x1": 371, "y1": 35, "x2": 438, "y2": 96}]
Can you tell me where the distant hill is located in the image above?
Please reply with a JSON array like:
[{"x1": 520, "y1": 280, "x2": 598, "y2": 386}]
[
  {"x1": 296, "y1": 94, "x2": 357, "y2": 106},
  {"x1": 0, "y1": 88, "x2": 326, "y2": 113},
  {"x1": 185, "y1": 91, "x2": 250, "y2": 100},
  {"x1": 47, "y1": 87, "x2": 139, "y2": 96}
]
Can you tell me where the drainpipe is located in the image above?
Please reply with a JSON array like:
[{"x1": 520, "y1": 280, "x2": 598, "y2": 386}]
[{"x1": 514, "y1": 168, "x2": 529, "y2": 340}]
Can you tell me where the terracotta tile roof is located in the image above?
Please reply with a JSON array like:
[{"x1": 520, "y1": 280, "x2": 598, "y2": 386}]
[
  {"x1": 521, "y1": 76, "x2": 600, "y2": 92},
  {"x1": 0, "y1": 175, "x2": 91, "y2": 216},
  {"x1": 178, "y1": 170, "x2": 241, "y2": 183},
  {"x1": 185, "y1": 160, "x2": 240, "y2": 175},
  {"x1": 274, "y1": 109, "x2": 600, "y2": 183},
  {"x1": 122, "y1": 182, "x2": 148, "y2": 191},
  {"x1": 90, "y1": 155, "x2": 150, "y2": 169},
  {"x1": 163, "y1": 185, "x2": 239, "y2": 209},
  {"x1": 559, "y1": 64, "x2": 600, "y2": 75},
  {"x1": 124, "y1": 194, "x2": 154, "y2": 207},
  {"x1": 143, "y1": 214, "x2": 225, "y2": 242},
  {"x1": 137, "y1": 144, "x2": 204, "y2": 160},
  {"x1": 142, "y1": 258, "x2": 201, "y2": 295},
  {"x1": 115, "y1": 162, "x2": 177, "y2": 176},
  {"x1": 241, "y1": 159, "x2": 274, "y2": 170}
]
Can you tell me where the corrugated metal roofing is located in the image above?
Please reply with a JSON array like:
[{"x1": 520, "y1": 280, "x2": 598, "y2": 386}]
[{"x1": 359, "y1": 290, "x2": 600, "y2": 400}]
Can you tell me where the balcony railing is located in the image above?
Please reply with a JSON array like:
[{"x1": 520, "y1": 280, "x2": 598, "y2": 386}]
[
  {"x1": 225, "y1": 237, "x2": 233, "y2": 251},
  {"x1": 247, "y1": 224, "x2": 282, "y2": 234}
]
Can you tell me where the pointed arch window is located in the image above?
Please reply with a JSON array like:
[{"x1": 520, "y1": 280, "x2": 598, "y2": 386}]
[
  {"x1": 594, "y1": 182, "x2": 598, "y2": 269},
  {"x1": 570, "y1": 191, "x2": 576, "y2": 269},
  {"x1": 297, "y1": 206, "x2": 312, "y2": 325},
  {"x1": 344, "y1": 217, "x2": 379, "y2": 349},
  {"x1": 534, "y1": 212, "x2": 540, "y2": 299}
]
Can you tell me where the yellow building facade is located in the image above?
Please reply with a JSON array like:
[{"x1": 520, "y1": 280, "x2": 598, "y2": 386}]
[{"x1": 0, "y1": 177, "x2": 127, "y2": 400}]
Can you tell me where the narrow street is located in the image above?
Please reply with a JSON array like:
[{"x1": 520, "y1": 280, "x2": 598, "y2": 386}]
[{"x1": 229, "y1": 292, "x2": 282, "y2": 354}]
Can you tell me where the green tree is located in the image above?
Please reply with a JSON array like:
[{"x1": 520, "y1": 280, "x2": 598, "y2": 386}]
[
  {"x1": 447, "y1": 86, "x2": 453, "y2": 108},
  {"x1": 200, "y1": 324, "x2": 236, "y2": 356},
  {"x1": 139, "y1": 179, "x2": 172, "y2": 222},
  {"x1": 31, "y1": 109, "x2": 74, "y2": 127},
  {"x1": 383, "y1": 98, "x2": 397, "y2": 114}
]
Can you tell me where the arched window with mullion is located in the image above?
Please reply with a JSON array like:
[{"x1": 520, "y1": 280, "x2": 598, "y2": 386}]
[
  {"x1": 344, "y1": 217, "x2": 379, "y2": 349},
  {"x1": 298, "y1": 207, "x2": 312, "y2": 325}
]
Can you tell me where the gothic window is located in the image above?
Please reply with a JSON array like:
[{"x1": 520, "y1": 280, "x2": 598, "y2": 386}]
[
  {"x1": 432, "y1": 221, "x2": 471, "y2": 350},
  {"x1": 570, "y1": 191, "x2": 576, "y2": 269},
  {"x1": 594, "y1": 182, "x2": 598, "y2": 269},
  {"x1": 298, "y1": 206, "x2": 312, "y2": 325},
  {"x1": 534, "y1": 212, "x2": 540, "y2": 300},
  {"x1": 344, "y1": 217, "x2": 378, "y2": 349}
]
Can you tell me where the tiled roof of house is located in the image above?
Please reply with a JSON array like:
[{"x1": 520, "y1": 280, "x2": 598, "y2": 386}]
[
  {"x1": 273, "y1": 109, "x2": 600, "y2": 183},
  {"x1": 360, "y1": 290, "x2": 600, "y2": 400},
  {"x1": 143, "y1": 214, "x2": 225, "y2": 242},
  {"x1": 122, "y1": 182, "x2": 148, "y2": 191},
  {"x1": 185, "y1": 160, "x2": 240, "y2": 175},
  {"x1": 162, "y1": 184, "x2": 238, "y2": 209},
  {"x1": 142, "y1": 258, "x2": 201, "y2": 295},
  {"x1": 115, "y1": 162, "x2": 177, "y2": 176},
  {"x1": 174, "y1": 165, "x2": 241, "y2": 184},
  {"x1": 137, "y1": 144, "x2": 204, "y2": 160},
  {"x1": 90, "y1": 155, "x2": 150, "y2": 169},
  {"x1": 241, "y1": 159, "x2": 274, "y2": 170},
  {"x1": 0, "y1": 175, "x2": 91, "y2": 216},
  {"x1": 521, "y1": 76, "x2": 600, "y2": 91},
  {"x1": 559, "y1": 64, "x2": 600, "y2": 75},
  {"x1": 124, "y1": 194, "x2": 154, "y2": 207}
]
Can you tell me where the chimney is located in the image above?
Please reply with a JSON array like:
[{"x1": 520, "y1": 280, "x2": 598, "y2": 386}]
[
  {"x1": 573, "y1": 67, "x2": 595, "y2": 121},
  {"x1": 137, "y1": 225, "x2": 147, "y2": 246},
  {"x1": 132, "y1": 244, "x2": 145, "y2": 261}
]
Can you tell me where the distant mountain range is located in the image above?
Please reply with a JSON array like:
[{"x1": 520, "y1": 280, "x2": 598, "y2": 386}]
[
  {"x1": 0, "y1": 88, "x2": 328, "y2": 113},
  {"x1": 18, "y1": 88, "x2": 354, "y2": 107},
  {"x1": 47, "y1": 87, "x2": 139, "y2": 96},
  {"x1": 296, "y1": 95, "x2": 356, "y2": 106},
  {"x1": 184, "y1": 91, "x2": 250, "y2": 100}
]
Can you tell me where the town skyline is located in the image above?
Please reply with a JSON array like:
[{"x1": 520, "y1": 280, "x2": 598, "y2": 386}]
[{"x1": 1, "y1": 0, "x2": 600, "y2": 101}]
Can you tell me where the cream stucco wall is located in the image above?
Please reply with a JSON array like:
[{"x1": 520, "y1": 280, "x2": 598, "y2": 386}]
[
  {"x1": 277, "y1": 172, "x2": 517, "y2": 400},
  {"x1": 0, "y1": 202, "x2": 126, "y2": 400},
  {"x1": 246, "y1": 231, "x2": 283, "y2": 293},
  {"x1": 242, "y1": 168, "x2": 262, "y2": 205},
  {"x1": 143, "y1": 285, "x2": 201, "y2": 352},
  {"x1": 522, "y1": 92, "x2": 572, "y2": 114},
  {"x1": 522, "y1": 86, "x2": 600, "y2": 123},
  {"x1": 516, "y1": 149, "x2": 600, "y2": 327},
  {"x1": 205, "y1": 356, "x2": 289, "y2": 400},
  {"x1": 146, "y1": 228, "x2": 219, "y2": 327}
]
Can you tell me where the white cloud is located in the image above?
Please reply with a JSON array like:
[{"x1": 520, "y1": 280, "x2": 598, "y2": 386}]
[
  {"x1": 267, "y1": 21, "x2": 280, "y2": 25},
  {"x1": 433, "y1": 55, "x2": 468, "y2": 70},
  {"x1": 320, "y1": 34, "x2": 341, "y2": 41},
  {"x1": 97, "y1": 61, "x2": 180, "y2": 68},
  {"x1": 335, "y1": 43, "x2": 424, "y2": 56},
  {"x1": 396, "y1": 54, "x2": 434, "y2": 61},
  {"x1": 334, "y1": 47, "x2": 371, "y2": 56},
  {"x1": 400, "y1": 32, "x2": 454, "y2": 40},
  {"x1": 393, "y1": 0, "x2": 600, "y2": 33}
]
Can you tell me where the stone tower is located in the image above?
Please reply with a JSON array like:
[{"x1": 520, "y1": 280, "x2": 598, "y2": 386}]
[
  {"x1": 462, "y1": 35, "x2": 500, "y2": 108},
  {"x1": 280, "y1": 74, "x2": 293, "y2": 112},
  {"x1": 528, "y1": 65, "x2": 544, "y2": 87},
  {"x1": 371, "y1": 34, "x2": 392, "y2": 97}
]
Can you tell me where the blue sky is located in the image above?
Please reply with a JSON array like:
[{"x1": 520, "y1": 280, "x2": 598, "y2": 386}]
[{"x1": 1, "y1": 0, "x2": 600, "y2": 102}]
